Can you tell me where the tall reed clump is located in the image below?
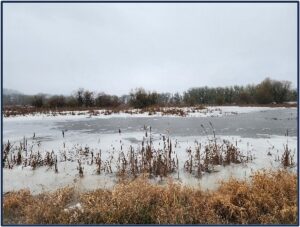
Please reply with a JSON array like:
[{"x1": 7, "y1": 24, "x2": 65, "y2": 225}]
[
  {"x1": 184, "y1": 139, "x2": 251, "y2": 177},
  {"x1": 280, "y1": 130, "x2": 295, "y2": 168},
  {"x1": 116, "y1": 127, "x2": 178, "y2": 179},
  {"x1": 3, "y1": 170, "x2": 297, "y2": 225},
  {"x1": 184, "y1": 123, "x2": 252, "y2": 177},
  {"x1": 3, "y1": 138, "x2": 58, "y2": 173},
  {"x1": 281, "y1": 144, "x2": 295, "y2": 168}
]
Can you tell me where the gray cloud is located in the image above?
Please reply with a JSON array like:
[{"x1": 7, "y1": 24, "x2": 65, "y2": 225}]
[{"x1": 3, "y1": 3, "x2": 297, "y2": 95}]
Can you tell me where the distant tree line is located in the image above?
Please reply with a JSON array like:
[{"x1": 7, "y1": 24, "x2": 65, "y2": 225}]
[
  {"x1": 3, "y1": 78, "x2": 297, "y2": 109},
  {"x1": 183, "y1": 78, "x2": 296, "y2": 106}
]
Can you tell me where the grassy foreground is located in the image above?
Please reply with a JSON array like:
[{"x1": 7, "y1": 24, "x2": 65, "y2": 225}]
[{"x1": 3, "y1": 170, "x2": 297, "y2": 225}]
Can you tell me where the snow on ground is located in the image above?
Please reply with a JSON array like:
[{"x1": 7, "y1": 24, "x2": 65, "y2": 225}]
[{"x1": 3, "y1": 106, "x2": 293, "y2": 122}]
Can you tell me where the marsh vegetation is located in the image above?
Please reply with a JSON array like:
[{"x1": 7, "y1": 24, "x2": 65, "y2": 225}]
[
  {"x1": 3, "y1": 96, "x2": 297, "y2": 225},
  {"x1": 3, "y1": 170, "x2": 297, "y2": 224}
]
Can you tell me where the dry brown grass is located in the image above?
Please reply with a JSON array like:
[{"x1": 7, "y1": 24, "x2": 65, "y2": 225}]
[
  {"x1": 4, "y1": 106, "x2": 193, "y2": 117},
  {"x1": 3, "y1": 106, "x2": 130, "y2": 117},
  {"x1": 4, "y1": 102, "x2": 296, "y2": 117},
  {"x1": 3, "y1": 170, "x2": 297, "y2": 224}
]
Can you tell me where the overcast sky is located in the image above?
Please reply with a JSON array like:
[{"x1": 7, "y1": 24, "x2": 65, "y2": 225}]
[{"x1": 3, "y1": 3, "x2": 298, "y2": 96}]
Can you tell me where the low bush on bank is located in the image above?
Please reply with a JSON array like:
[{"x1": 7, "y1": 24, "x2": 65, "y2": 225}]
[{"x1": 3, "y1": 170, "x2": 297, "y2": 224}]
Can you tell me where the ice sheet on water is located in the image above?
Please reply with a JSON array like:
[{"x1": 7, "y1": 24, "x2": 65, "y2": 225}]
[
  {"x1": 3, "y1": 131, "x2": 297, "y2": 194},
  {"x1": 3, "y1": 107, "x2": 297, "y2": 194}
]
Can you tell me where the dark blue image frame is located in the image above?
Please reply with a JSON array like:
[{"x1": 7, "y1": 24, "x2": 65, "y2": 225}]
[{"x1": 0, "y1": 0, "x2": 299, "y2": 226}]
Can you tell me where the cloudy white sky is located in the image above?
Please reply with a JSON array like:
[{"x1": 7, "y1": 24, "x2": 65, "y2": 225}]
[{"x1": 3, "y1": 2, "x2": 298, "y2": 95}]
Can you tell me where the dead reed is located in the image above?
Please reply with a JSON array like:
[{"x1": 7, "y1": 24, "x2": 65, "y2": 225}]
[
  {"x1": 281, "y1": 144, "x2": 295, "y2": 168},
  {"x1": 184, "y1": 123, "x2": 252, "y2": 177},
  {"x1": 116, "y1": 127, "x2": 178, "y2": 179},
  {"x1": 279, "y1": 130, "x2": 295, "y2": 168}
]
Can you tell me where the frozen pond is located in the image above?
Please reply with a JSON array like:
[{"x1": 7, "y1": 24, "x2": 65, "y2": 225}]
[
  {"x1": 3, "y1": 107, "x2": 298, "y2": 194},
  {"x1": 4, "y1": 107, "x2": 297, "y2": 141}
]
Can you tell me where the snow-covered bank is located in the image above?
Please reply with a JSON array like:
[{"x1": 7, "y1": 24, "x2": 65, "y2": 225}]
[{"x1": 3, "y1": 106, "x2": 293, "y2": 122}]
